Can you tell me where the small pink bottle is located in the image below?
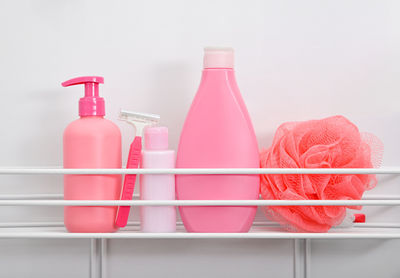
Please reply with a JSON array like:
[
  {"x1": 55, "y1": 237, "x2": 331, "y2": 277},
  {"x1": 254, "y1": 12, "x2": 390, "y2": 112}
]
[
  {"x1": 176, "y1": 48, "x2": 260, "y2": 233},
  {"x1": 140, "y1": 127, "x2": 176, "y2": 232},
  {"x1": 63, "y1": 76, "x2": 122, "y2": 233}
]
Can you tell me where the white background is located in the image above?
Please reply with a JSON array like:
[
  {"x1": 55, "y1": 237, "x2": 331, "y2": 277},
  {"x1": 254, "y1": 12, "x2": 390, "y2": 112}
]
[{"x1": 1, "y1": 0, "x2": 400, "y2": 277}]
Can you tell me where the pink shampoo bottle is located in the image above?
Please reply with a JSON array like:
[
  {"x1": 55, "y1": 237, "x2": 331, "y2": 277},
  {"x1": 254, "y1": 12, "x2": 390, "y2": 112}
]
[
  {"x1": 62, "y1": 76, "x2": 122, "y2": 233},
  {"x1": 176, "y1": 47, "x2": 260, "y2": 233}
]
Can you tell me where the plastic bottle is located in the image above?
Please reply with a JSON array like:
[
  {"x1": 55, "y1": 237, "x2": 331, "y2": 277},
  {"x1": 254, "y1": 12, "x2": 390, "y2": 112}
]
[
  {"x1": 176, "y1": 47, "x2": 260, "y2": 233},
  {"x1": 62, "y1": 76, "x2": 122, "y2": 233},
  {"x1": 140, "y1": 127, "x2": 176, "y2": 232}
]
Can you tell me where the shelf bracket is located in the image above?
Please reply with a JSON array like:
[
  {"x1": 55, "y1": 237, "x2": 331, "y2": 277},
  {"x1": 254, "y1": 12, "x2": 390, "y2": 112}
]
[
  {"x1": 294, "y1": 239, "x2": 311, "y2": 278},
  {"x1": 90, "y1": 238, "x2": 107, "y2": 278}
]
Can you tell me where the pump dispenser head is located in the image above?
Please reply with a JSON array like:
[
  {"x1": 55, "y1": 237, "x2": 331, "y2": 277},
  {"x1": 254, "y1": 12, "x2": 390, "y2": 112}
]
[{"x1": 62, "y1": 76, "x2": 105, "y2": 117}]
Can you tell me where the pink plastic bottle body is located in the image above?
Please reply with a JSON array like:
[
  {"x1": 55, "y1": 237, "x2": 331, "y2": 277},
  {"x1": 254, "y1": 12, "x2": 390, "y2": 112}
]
[
  {"x1": 176, "y1": 68, "x2": 260, "y2": 233},
  {"x1": 140, "y1": 127, "x2": 176, "y2": 232},
  {"x1": 64, "y1": 116, "x2": 122, "y2": 233}
]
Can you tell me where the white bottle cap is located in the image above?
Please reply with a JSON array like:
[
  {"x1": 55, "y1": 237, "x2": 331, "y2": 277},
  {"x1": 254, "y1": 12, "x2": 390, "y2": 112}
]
[
  {"x1": 144, "y1": 127, "x2": 168, "y2": 150},
  {"x1": 203, "y1": 47, "x2": 234, "y2": 69}
]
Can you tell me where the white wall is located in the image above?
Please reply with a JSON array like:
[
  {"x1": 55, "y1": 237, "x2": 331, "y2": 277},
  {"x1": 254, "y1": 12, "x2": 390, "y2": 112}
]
[{"x1": 1, "y1": 0, "x2": 400, "y2": 277}]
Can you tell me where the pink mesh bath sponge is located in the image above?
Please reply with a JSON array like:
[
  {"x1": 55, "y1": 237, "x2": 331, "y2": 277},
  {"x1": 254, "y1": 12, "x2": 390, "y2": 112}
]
[{"x1": 260, "y1": 116, "x2": 383, "y2": 232}]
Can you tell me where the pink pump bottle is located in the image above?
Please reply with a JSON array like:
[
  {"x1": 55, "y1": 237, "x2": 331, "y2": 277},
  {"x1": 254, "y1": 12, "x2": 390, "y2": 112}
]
[
  {"x1": 62, "y1": 76, "x2": 122, "y2": 233},
  {"x1": 176, "y1": 47, "x2": 260, "y2": 233}
]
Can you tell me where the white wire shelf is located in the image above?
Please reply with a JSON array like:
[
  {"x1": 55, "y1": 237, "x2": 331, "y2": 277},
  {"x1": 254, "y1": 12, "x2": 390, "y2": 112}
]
[
  {"x1": 1, "y1": 167, "x2": 400, "y2": 239},
  {"x1": 0, "y1": 167, "x2": 399, "y2": 175},
  {"x1": 0, "y1": 225, "x2": 399, "y2": 239},
  {"x1": 1, "y1": 221, "x2": 400, "y2": 229},
  {"x1": 0, "y1": 199, "x2": 400, "y2": 206},
  {"x1": 1, "y1": 193, "x2": 399, "y2": 200}
]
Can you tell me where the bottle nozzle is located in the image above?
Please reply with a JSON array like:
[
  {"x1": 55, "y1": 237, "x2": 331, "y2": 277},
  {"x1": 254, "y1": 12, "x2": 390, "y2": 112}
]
[{"x1": 62, "y1": 76, "x2": 105, "y2": 117}]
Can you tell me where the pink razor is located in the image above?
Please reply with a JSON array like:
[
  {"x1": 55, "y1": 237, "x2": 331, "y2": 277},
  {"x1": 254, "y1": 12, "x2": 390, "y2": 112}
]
[{"x1": 115, "y1": 110, "x2": 160, "y2": 228}]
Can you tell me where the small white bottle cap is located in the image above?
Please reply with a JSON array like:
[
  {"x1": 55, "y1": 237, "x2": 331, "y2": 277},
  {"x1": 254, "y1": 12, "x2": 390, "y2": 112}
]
[
  {"x1": 144, "y1": 126, "x2": 169, "y2": 150},
  {"x1": 203, "y1": 47, "x2": 234, "y2": 69}
]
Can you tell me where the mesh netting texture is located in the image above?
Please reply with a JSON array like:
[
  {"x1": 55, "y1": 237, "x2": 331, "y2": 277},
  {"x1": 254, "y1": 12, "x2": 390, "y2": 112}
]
[{"x1": 260, "y1": 115, "x2": 383, "y2": 232}]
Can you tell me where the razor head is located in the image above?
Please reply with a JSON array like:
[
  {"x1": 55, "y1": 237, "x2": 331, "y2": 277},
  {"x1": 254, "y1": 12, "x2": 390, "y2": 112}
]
[{"x1": 119, "y1": 109, "x2": 160, "y2": 124}]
